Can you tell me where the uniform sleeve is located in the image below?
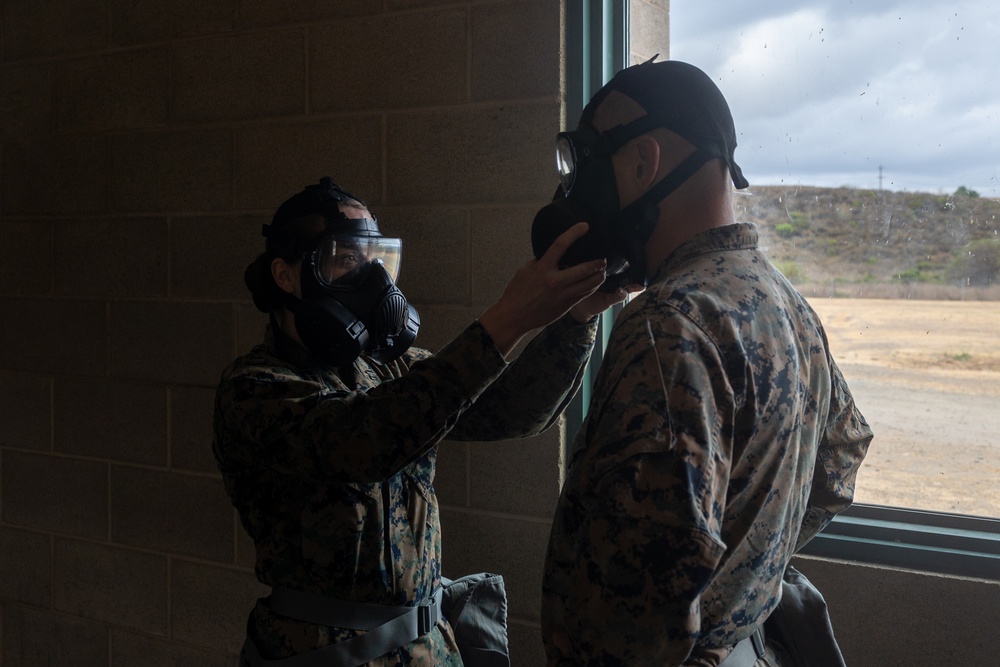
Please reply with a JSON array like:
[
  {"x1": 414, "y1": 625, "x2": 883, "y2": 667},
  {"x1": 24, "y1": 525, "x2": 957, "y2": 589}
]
[
  {"x1": 795, "y1": 356, "x2": 874, "y2": 550},
  {"x1": 447, "y1": 313, "x2": 598, "y2": 440},
  {"x1": 545, "y1": 313, "x2": 730, "y2": 665},
  {"x1": 215, "y1": 322, "x2": 509, "y2": 484}
]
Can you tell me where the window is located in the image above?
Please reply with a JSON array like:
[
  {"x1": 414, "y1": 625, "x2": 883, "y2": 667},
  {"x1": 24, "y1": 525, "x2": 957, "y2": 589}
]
[
  {"x1": 564, "y1": 0, "x2": 1000, "y2": 580},
  {"x1": 671, "y1": 0, "x2": 1000, "y2": 579}
]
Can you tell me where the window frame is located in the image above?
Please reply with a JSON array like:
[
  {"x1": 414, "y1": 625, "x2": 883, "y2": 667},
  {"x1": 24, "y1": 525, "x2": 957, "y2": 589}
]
[
  {"x1": 562, "y1": 0, "x2": 629, "y2": 435},
  {"x1": 799, "y1": 504, "x2": 1000, "y2": 581}
]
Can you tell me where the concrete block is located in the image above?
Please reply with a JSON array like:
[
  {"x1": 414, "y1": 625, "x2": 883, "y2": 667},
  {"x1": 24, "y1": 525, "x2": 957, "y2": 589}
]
[
  {"x1": 387, "y1": 0, "x2": 460, "y2": 8},
  {"x1": 237, "y1": 0, "x2": 373, "y2": 28},
  {"x1": 171, "y1": 216, "x2": 263, "y2": 300},
  {"x1": 1, "y1": 605, "x2": 108, "y2": 667},
  {"x1": 469, "y1": 207, "x2": 536, "y2": 306},
  {"x1": 110, "y1": 465, "x2": 234, "y2": 562},
  {"x1": 111, "y1": 629, "x2": 235, "y2": 667},
  {"x1": 1, "y1": 451, "x2": 108, "y2": 540},
  {"x1": 110, "y1": 0, "x2": 235, "y2": 46},
  {"x1": 0, "y1": 220, "x2": 52, "y2": 296},
  {"x1": 233, "y1": 118, "x2": 382, "y2": 212},
  {"x1": 53, "y1": 538, "x2": 168, "y2": 634},
  {"x1": 109, "y1": 129, "x2": 232, "y2": 214},
  {"x1": 0, "y1": 527, "x2": 51, "y2": 607},
  {"x1": 405, "y1": 304, "x2": 480, "y2": 354},
  {"x1": 0, "y1": 61, "x2": 54, "y2": 142},
  {"x1": 439, "y1": 508, "x2": 551, "y2": 621},
  {"x1": 386, "y1": 103, "x2": 559, "y2": 205},
  {"x1": 171, "y1": 385, "x2": 220, "y2": 473},
  {"x1": 468, "y1": 429, "x2": 562, "y2": 519},
  {"x1": 793, "y1": 556, "x2": 1000, "y2": 667},
  {"x1": 171, "y1": 31, "x2": 305, "y2": 123},
  {"x1": 0, "y1": 297, "x2": 107, "y2": 376},
  {"x1": 310, "y1": 10, "x2": 466, "y2": 112},
  {"x1": 170, "y1": 559, "x2": 268, "y2": 654},
  {"x1": 471, "y1": 1, "x2": 560, "y2": 102},
  {"x1": 508, "y1": 620, "x2": 546, "y2": 667},
  {"x1": 0, "y1": 372, "x2": 52, "y2": 451},
  {"x1": 3, "y1": 136, "x2": 108, "y2": 214},
  {"x1": 53, "y1": 217, "x2": 168, "y2": 297},
  {"x1": 1, "y1": 0, "x2": 107, "y2": 60},
  {"x1": 629, "y1": 0, "x2": 670, "y2": 63},
  {"x1": 237, "y1": 303, "x2": 269, "y2": 355},
  {"x1": 376, "y1": 206, "x2": 469, "y2": 305},
  {"x1": 109, "y1": 301, "x2": 235, "y2": 386},
  {"x1": 54, "y1": 48, "x2": 170, "y2": 133},
  {"x1": 53, "y1": 377, "x2": 168, "y2": 465}
]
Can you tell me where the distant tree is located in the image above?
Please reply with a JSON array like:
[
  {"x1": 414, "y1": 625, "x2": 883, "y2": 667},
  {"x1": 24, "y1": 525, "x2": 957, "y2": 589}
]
[
  {"x1": 954, "y1": 185, "x2": 980, "y2": 198},
  {"x1": 947, "y1": 238, "x2": 1000, "y2": 286}
]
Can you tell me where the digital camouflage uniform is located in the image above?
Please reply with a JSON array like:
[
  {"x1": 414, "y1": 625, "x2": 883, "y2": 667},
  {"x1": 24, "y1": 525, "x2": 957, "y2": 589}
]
[
  {"x1": 542, "y1": 223, "x2": 873, "y2": 666},
  {"x1": 214, "y1": 315, "x2": 598, "y2": 666}
]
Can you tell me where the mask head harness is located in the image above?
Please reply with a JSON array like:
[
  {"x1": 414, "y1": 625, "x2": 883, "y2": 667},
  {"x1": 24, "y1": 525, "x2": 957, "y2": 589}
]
[
  {"x1": 531, "y1": 57, "x2": 750, "y2": 288},
  {"x1": 263, "y1": 177, "x2": 419, "y2": 367}
]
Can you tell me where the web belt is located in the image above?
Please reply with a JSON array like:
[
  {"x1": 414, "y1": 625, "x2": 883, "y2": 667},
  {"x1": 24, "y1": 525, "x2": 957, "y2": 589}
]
[{"x1": 243, "y1": 586, "x2": 443, "y2": 667}]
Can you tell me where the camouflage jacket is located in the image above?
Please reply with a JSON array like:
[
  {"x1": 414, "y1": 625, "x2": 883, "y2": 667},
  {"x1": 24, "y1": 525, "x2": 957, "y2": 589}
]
[
  {"x1": 213, "y1": 315, "x2": 597, "y2": 666},
  {"x1": 541, "y1": 223, "x2": 873, "y2": 666}
]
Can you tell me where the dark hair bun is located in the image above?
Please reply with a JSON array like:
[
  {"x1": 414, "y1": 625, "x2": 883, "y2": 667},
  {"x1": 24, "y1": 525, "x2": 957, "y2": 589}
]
[{"x1": 244, "y1": 253, "x2": 283, "y2": 313}]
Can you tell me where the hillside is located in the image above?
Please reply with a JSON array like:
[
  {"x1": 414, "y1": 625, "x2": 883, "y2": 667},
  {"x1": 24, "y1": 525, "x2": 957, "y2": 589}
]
[{"x1": 740, "y1": 185, "x2": 1000, "y2": 299}]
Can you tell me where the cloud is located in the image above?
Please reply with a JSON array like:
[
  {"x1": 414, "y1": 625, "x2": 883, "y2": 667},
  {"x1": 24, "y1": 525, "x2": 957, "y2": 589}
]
[{"x1": 670, "y1": 0, "x2": 1000, "y2": 196}]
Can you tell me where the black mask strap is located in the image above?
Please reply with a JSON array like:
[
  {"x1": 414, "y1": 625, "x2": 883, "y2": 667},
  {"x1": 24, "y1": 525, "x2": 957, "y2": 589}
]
[{"x1": 617, "y1": 144, "x2": 724, "y2": 284}]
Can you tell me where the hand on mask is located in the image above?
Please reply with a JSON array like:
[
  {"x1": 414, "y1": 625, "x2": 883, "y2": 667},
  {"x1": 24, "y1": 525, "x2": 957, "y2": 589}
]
[
  {"x1": 479, "y1": 222, "x2": 608, "y2": 357},
  {"x1": 568, "y1": 281, "x2": 639, "y2": 323}
]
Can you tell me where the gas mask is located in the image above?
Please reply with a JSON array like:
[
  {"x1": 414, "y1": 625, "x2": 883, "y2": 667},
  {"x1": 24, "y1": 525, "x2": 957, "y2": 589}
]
[
  {"x1": 531, "y1": 117, "x2": 728, "y2": 290},
  {"x1": 531, "y1": 58, "x2": 749, "y2": 289},
  {"x1": 264, "y1": 179, "x2": 419, "y2": 367}
]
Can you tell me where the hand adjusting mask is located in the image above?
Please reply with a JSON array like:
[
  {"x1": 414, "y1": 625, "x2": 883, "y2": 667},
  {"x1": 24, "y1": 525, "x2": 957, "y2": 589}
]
[{"x1": 264, "y1": 178, "x2": 419, "y2": 367}]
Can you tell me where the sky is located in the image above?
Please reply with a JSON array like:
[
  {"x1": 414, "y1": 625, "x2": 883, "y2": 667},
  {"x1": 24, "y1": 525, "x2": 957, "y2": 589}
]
[{"x1": 669, "y1": 0, "x2": 1000, "y2": 197}]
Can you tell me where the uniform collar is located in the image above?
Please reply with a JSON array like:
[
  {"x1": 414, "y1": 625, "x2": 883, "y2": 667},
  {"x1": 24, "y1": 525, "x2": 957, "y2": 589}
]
[{"x1": 651, "y1": 222, "x2": 759, "y2": 283}]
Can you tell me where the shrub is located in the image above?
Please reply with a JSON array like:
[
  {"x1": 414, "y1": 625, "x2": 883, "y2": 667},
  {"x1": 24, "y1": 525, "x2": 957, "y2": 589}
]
[
  {"x1": 773, "y1": 260, "x2": 806, "y2": 282},
  {"x1": 947, "y1": 238, "x2": 1000, "y2": 286},
  {"x1": 893, "y1": 268, "x2": 934, "y2": 283},
  {"x1": 788, "y1": 211, "x2": 810, "y2": 230},
  {"x1": 775, "y1": 223, "x2": 795, "y2": 238}
]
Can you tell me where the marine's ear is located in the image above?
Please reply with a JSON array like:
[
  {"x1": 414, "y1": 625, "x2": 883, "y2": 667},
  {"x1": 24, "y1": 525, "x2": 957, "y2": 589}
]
[
  {"x1": 633, "y1": 135, "x2": 662, "y2": 190},
  {"x1": 271, "y1": 257, "x2": 300, "y2": 297}
]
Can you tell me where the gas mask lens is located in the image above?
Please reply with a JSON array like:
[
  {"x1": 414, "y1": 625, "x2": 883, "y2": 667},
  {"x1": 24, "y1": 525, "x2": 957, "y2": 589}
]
[
  {"x1": 314, "y1": 235, "x2": 402, "y2": 288},
  {"x1": 555, "y1": 134, "x2": 577, "y2": 193}
]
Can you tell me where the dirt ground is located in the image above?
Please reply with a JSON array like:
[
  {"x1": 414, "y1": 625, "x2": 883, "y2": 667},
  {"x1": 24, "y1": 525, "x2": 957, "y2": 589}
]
[{"x1": 806, "y1": 297, "x2": 1000, "y2": 518}]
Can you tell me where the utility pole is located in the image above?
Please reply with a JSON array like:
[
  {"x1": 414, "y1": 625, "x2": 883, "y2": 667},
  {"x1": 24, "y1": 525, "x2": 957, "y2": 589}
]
[{"x1": 878, "y1": 164, "x2": 883, "y2": 192}]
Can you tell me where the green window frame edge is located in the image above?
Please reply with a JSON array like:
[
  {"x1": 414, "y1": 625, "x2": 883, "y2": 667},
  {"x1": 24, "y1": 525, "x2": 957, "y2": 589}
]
[
  {"x1": 800, "y1": 504, "x2": 1000, "y2": 581},
  {"x1": 562, "y1": 0, "x2": 1000, "y2": 583},
  {"x1": 563, "y1": 0, "x2": 629, "y2": 437}
]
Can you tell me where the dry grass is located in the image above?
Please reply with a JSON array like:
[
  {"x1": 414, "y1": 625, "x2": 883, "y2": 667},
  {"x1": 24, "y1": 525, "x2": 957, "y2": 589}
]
[
  {"x1": 797, "y1": 282, "x2": 1000, "y2": 302},
  {"x1": 806, "y1": 297, "x2": 1000, "y2": 518}
]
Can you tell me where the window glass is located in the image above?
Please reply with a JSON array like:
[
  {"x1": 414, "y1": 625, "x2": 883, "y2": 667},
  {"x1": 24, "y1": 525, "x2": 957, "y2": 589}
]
[{"x1": 672, "y1": 1, "x2": 1000, "y2": 519}]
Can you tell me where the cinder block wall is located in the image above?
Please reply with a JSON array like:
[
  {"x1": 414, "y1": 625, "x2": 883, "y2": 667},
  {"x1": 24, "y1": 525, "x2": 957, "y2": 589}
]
[{"x1": 0, "y1": 1, "x2": 619, "y2": 665}]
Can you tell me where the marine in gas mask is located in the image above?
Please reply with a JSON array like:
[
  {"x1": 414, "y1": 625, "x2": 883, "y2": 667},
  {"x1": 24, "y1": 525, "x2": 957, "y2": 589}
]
[
  {"x1": 531, "y1": 57, "x2": 750, "y2": 289},
  {"x1": 245, "y1": 177, "x2": 419, "y2": 367}
]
